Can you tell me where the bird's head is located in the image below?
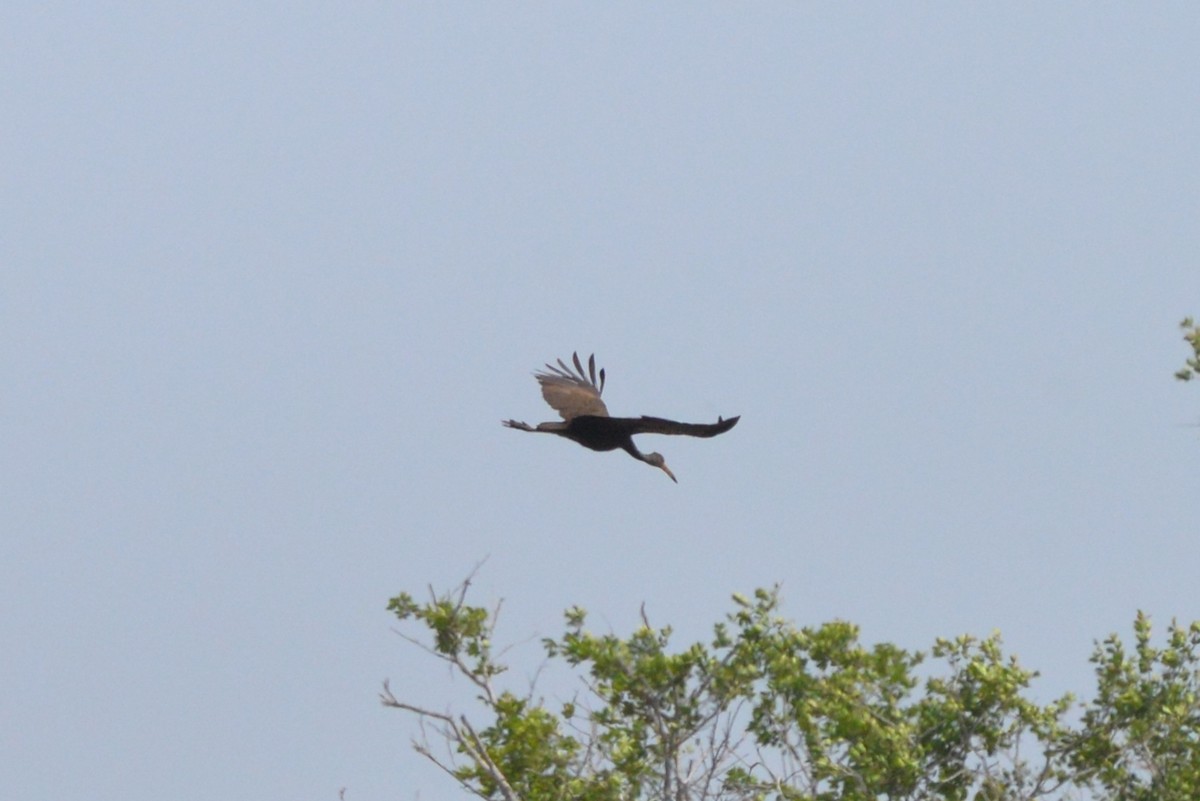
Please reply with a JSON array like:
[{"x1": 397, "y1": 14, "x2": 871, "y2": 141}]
[{"x1": 645, "y1": 452, "x2": 677, "y2": 483}]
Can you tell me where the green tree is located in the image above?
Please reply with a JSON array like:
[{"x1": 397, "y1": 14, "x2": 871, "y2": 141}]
[
  {"x1": 384, "y1": 580, "x2": 1200, "y2": 800},
  {"x1": 1176, "y1": 317, "x2": 1200, "y2": 382},
  {"x1": 1068, "y1": 613, "x2": 1200, "y2": 801}
]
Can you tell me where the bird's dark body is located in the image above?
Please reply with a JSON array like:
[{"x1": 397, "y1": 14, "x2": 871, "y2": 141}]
[{"x1": 561, "y1": 416, "x2": 631, "y2": 451}]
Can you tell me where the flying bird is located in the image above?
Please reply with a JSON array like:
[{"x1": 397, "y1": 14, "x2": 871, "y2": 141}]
[{"x1": 503, "y1": 353, "x2": 739, "y2": 482}]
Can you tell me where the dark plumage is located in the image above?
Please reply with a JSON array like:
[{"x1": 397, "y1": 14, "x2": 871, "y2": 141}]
[{"x1": 503, "y1": 353, "x2": 739, "y2": 482}]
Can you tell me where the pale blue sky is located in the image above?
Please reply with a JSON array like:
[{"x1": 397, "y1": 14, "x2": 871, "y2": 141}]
[{"x1": 3, "y1": 4, "x2": 1198, "y2": 800}]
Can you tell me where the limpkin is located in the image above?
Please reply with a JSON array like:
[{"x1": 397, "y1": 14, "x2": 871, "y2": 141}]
[{"x1": 503, "y1": 353, "x2": 739, "y2": 482}]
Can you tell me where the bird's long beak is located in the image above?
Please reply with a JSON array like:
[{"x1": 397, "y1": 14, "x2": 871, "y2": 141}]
[{"x1": 659, "y1": 463, "x2": 677, "y2": 483}]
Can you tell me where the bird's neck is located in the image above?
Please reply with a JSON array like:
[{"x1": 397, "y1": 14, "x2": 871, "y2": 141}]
[{"x1": 621, "y1": 441, "x2": 649, "y2": 462}]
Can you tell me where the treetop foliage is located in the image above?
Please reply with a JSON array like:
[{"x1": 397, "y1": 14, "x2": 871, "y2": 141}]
[
  {"x1": 385, "y1": 580, "x2": 1200, "y2": 801},
  {"x1": 1177, "y1": 317, "x2": 1200, "y2": 382}
]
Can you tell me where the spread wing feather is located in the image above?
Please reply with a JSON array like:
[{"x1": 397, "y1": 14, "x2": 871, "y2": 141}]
[{"x1": 535, "y1": 352, "x2": 609, "y2": 420}]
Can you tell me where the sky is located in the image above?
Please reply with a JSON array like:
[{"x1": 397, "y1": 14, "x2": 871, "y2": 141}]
[{"x1": 3, "y1": 4, "x2": 1199, "y2": 800}]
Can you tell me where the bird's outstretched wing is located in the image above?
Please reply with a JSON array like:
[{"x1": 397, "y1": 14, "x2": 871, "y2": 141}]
[
  {"x1": 619, "y1": 415, "x2": 740, "y2": 437},
  {"x1": 534, "y1": 352, "x2": 609, "y2": 420}
]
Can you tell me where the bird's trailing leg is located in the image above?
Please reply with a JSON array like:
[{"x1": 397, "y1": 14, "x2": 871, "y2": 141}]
[{"x1": 502, "y1": 420, "x2": 567, "y2": 433}]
